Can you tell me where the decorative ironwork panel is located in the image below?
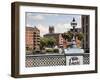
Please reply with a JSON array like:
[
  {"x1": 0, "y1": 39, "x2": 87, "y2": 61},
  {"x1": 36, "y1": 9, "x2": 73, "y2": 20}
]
[
  {"x1": 83, "y1": 54, "x2": 90, "y2": 64},
  {"x1": 26, "y1": 55, "x2": 66, "y2": 67},
  {"x1": 25, "y1": 54, "x2": 90, "y2": 67}
]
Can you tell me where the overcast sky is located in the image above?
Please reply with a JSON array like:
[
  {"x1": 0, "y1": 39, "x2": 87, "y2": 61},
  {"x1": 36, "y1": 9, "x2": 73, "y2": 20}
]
[{"x1": 26, "y1": 12, "x2": 81, "y2": 37}]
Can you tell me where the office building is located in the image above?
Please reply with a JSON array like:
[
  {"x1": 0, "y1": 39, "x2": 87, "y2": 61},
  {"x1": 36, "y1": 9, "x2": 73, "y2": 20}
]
[{"x1": 81, "y1": 15, "x2": 90, "y2": 53}]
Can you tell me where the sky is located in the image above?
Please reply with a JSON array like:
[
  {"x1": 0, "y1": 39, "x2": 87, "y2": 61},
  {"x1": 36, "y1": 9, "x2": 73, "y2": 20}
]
[{"x1": 26, "y1": 12, "x2": 81, "y2": 37}]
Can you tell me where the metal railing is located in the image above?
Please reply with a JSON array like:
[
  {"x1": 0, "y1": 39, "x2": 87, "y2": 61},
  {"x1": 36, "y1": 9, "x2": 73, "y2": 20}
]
[{"x1": 25, "y1": 53, "x2": 89, "y2": 67}]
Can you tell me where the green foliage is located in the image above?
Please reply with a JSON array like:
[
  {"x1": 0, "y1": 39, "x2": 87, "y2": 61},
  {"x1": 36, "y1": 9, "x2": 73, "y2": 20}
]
[
  {"x1": 40, "y1": 37, "x2": 48, "y2": 49},
  {"x1": 46, "y1": 48, "x2": 59, "y2": 53},
  {"x1": 62, "y1": 31, "x2": 73, "y2": 41},
  {"x1": 26, "y1": 47, "x2": 32, "y2": 51},
  {"x1": 46, "y1": 48, "x2": 53, "y2": 53},
  {"x1": 40, "y1": 37, "x2": 56, "y2": 49},
  {"x1": 26, "y1": 47, "x2": 29, "y2": 51},
  {"x1": 76, "y1": 32, "x2": 84, "y2": 41},
  {"x1": 62, "y1": 31, "x2": 84, "y2": 41},
  {"x1": 53, "y1": 49, "x2": 59, "y2": 53},
  {"x1": 32, "y1": 49, "x2": 35, "y2": 54},
  {"x1": 47, "y1": 37, "x2": 56, "y2": 47}
]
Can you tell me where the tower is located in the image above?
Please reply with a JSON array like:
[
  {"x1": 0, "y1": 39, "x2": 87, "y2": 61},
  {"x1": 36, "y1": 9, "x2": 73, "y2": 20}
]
[{"x1": 49, "y1": 26, "x2": 54, "y2": 33}]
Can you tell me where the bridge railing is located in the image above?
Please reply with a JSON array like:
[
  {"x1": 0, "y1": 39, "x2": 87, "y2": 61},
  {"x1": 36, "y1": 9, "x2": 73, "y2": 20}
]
[{"x1": 25, "y1": 53, "x2": 89, "y2": 67}]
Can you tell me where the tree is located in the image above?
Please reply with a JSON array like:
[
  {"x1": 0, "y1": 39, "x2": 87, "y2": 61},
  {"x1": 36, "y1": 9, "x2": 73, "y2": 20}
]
[
  {"x1": 75, "y1": 32, "x2": 84, "y2": 48},
  {"x1": 40, "y1": 37, "x2": 48, "y2": 49},
  {"x1": 40, "y1": 37, "x2": 56, "y2": 49},
  {"x1": 76, "y1": 32, "x2": 84, "y2": 41},
  {"x1": 47, "y1": 37, "x2": 56, "y2": 48},
  {"x1": 62, "y1": 31, "x2": 73, "y2": 41},
  {"x1": 62, "y1": 31, "x2": 84, "y2": 41}
]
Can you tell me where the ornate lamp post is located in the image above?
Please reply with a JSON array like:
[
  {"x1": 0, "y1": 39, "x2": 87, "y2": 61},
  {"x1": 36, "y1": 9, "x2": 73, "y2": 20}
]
[
  {"x1": 70, "y1": 17, "x2": 77, "y2": 48},
  {"x1": 64, "y1": 17, "x2": 84, "y2": 54},
  {"x1": 64, "y1": 17, "x2": 84, "y2": 66}
]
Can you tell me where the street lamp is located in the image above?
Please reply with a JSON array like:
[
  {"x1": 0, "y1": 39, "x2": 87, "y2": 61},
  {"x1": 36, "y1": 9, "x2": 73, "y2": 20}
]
[
  {"x1": 64, "y1": 17, "x2": 84, "y2": 54},
  {"x1": 70, "y1": 17, "x2": 77, "y2": 48},
  {"x1": 71, "y1": 17, "x2": 77, "y2": 33}
]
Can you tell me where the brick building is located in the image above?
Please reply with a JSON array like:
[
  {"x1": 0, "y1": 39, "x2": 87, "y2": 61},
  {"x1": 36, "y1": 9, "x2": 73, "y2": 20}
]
[
  {"x1": 44, "y1": 26, "x2": 67, "y2": 48},
  {"x1": 26, "y1": 27, "x2": 40, "y2": 52}
]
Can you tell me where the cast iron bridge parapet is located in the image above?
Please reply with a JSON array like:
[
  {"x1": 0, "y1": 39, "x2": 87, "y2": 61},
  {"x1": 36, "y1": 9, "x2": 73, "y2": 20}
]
[{"x1": 25, "y1": 53, "x2": 89, "y2": 67}]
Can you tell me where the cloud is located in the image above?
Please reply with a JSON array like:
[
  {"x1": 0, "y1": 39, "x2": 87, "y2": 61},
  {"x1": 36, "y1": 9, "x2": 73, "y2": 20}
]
[
  {"x1": 26, "y1": 13, "x2": 44, "y2": 21},
  {"x1": 37, "y1": 24, "x2": 48, "y2": 37},
  {"x1": 54, "y1": 23, "x2": 71, "y2": 33},
  {"x1": 32, "y1": 15, "x2": 44, "y2": 20},
  {"x1": 37, "y1": 23, "x2": 71, "y2": 37},
  {"x1": 54, "y1": 22, "x2": 81, "y2": 33},
  {"x1": 42, "y1": 13, "x2": 59, "y2": 16},
  {"x1": 26, "y1": 23, "x2": 48, "y2": 37},
  {"x1": 26, "y1": 24, "x2": 32, "y2": 27}
]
